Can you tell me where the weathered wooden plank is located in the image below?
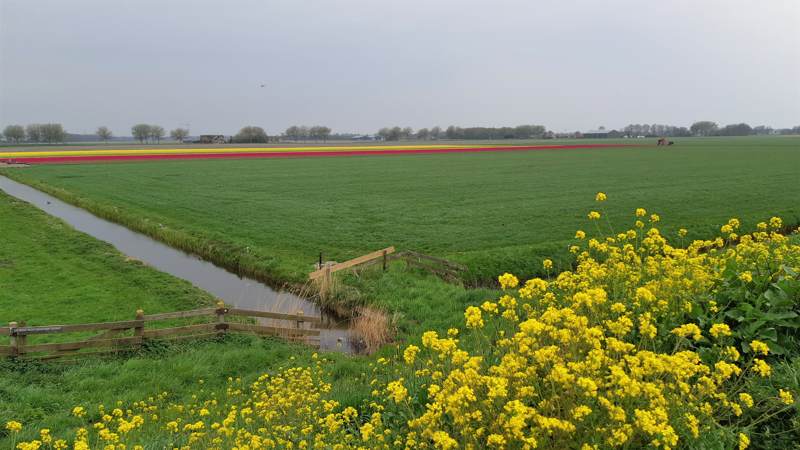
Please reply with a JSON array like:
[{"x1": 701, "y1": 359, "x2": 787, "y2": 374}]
[
  {"x1": 0, "y1": 346, "x2": 13, "y2": 356},
  {"x1": 309, "y1": 246, "x2": 395, "y2": 279},
  {"x1": 0, "y1": 327, "x2": 10, "y2": 336},
  {"x1": 227, "y1": 323, "x2": 320, "y2": 337},
  {"x1": 88, "y1": 328, "x2": 127, "y2": 341},
  {"x1": 21, "y1": 349, "x2": 126, "y2": 362},
  {"x1": 142, "y1": 323, "x2": 215, "y2": 338},
  {"x1": 23, "y1": 336, "x2": 142, "y2": 354},
  {"x1": 11, "y1": 320, "x2": 141, "y2": 335},
  {"x1": 142, "y1": 308, "x2": 217, "y2": 321},
  {"x1": 226, "y1": 308, "x2": 321, "y2": 323}
]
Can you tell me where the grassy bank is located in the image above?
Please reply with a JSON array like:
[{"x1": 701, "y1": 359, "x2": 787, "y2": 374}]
[{"x1": 0, "y1": 191, "x2": 213, "y2": 330}]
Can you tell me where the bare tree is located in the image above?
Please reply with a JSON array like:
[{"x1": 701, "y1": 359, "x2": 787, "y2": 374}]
[
  {"x1": 430, "y1": 126, "x2": 442, "y2": 140},
  {"x1": 309, "y1": 126, "x2": 332, "y2": 142},
  {"x1": 150, "y1": 125, "x2": 165, "y2": 143},
  {"x1": 416, "y1": 128, "x2": 430, "y2": 140},
  {"x1": 26, "y1": 124, "x2": 42, "y2": 142},
  {"x1": 285, "y1": 126, "x2": 300, "y2": 141},
  {"x1": 96, "y1": 126, "x2": 113, "y2": 143},
  {"x1": 28, "y1": 124, "x2": 66, "y2": 143},
  {"x1": 131, "y1": 124, "x2": 152, "y2": 143},
  {"x1": 298, "y1": 126, "x2": 310, "y2": 142},
  {"x1": 317, "y1": 126, "x2": 331, "y2": 142},
  {"x1": 170, "y1": 127, "x2": 189, "y2": 143},
  {"x1": 2, "y1": 125, "x2": 25, "y2": 143}
]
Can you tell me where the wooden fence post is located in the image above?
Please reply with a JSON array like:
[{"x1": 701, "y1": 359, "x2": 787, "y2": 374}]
[
  {"x1": 216, "y1": 301, "x2": 227, "y2": 335},
  {"x1": 9, "y1": 321, "x2": 19, "y2": 357},
  {"x1": 320, "y1": 264, "x2": 332, "y2": 300},
  {"x1": 295, "y1": 310, "x2": 305, "y2": 341},
  {"x1": 134, "y1": 309, "x2": 144, "y2": 349},
  {"x1": 382, "y1": 249, "x2": 387, "y2": 271},
  {"x1": 17, "y1": 321, "x2": 27, "y2": 357}
]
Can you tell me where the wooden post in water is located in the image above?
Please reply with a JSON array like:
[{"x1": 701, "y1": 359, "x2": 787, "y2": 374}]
[
  {"x1": 320, "y1": 263, "x2": 332, "y2": 301},
  {"x1": 295, "y1": 310, "x2": 305, "y2": 342}
]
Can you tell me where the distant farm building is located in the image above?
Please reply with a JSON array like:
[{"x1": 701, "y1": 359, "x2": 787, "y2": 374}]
[
  {"x1": 351, "y1": 135, "x2": 382, "y2": 141},
  {"x1": 199, "y1": 135, "x2": 228, "y2": 144}
]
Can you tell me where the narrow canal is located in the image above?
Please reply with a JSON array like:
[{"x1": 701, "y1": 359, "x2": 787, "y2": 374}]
[{"x1": 0, "y1": 175, "x2": 353, "y2": 352}]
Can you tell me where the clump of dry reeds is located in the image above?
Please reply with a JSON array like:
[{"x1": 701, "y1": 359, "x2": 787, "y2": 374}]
[{"x1": 350, "y1": 306, "x2": 391, "y2": 354}]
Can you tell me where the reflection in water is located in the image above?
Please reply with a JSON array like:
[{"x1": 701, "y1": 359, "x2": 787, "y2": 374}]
[{"x1": 0, "y1": 175, "x2": 353, "y2": 352}]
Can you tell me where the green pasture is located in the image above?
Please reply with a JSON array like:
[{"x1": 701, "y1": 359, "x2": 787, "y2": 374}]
[{"x1": 3, "y1": 136, "x2": 798, "y2": 287}]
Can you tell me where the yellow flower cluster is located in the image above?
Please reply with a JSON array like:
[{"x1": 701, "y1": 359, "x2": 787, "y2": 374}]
[
  {"x1": 8, "y1": 356, "x2": 393, "y2": 450},
  {"x1": 390, "y1": 207, "x2": 800, "y2": 449}
]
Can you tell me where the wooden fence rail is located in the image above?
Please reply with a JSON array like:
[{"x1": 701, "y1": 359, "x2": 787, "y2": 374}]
[
  {"x1": 2, "y1": 306, "x2": 319, "y2": 361},
  {"x1": 308, "y1": 246, "x2": 466, "y2": 290}
]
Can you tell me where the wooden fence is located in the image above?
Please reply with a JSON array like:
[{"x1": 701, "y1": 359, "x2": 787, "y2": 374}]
[
  {"x1": 392, "y1": 250, "x2": 467, "y2": 281},
  {"x1": 308, "y1": 246, "x2": 466, "y2": 289},
  {"x1": 0, "y1": 306, "x2": 320, "y2": 361}
]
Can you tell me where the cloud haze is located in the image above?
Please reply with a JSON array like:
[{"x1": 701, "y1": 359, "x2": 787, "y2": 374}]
[{"x1": 1, "y1": 0, "x2": 798, "y2": 135}]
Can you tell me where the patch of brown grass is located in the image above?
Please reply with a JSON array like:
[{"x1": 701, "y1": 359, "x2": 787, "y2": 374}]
[{"x1": 350, "y1": 307, "x2": 392, "y2": 354}]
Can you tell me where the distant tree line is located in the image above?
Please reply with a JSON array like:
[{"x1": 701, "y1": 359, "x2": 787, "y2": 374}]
[
  {"x1": 622, "y1": 124, "x2": 692, "y2": 137},
  {"x1": 688, "y1": 122, "x2": 800, "y2": 137},
  {"x1": 90, "y1": 125, "x2": 188, "y2": 143},
  {"x1": 376, "y1": 124, "x2": 547, "y2": 141},
  {"x1": 1, "y1": 123, "x2": 67, "y2": 143},
  {"x1": 4, "y1": 120, "x2": 800, "y2": 145},
  {"x1": 622, "y1": 122, "x2": 800, "y2": 138},
  {"x1": 284, "y1": 126, "x2": 332, "y2": 142}
]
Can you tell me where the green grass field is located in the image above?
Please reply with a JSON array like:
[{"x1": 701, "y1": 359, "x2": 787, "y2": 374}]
[
  {"x1": 3, "y1": 137, "x2": 799, "y2": 287},
  {"x1": 1, "y1": 136, "x2": 799, "y2": 444}
]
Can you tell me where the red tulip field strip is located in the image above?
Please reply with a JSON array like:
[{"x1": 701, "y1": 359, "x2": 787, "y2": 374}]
[{"x1": 2, "y1": 143, "x2": 646, "y2": 165}]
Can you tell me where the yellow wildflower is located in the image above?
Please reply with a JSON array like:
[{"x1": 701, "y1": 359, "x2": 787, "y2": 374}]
[
  {"x1": 739, "y1": 433, "x2": 750, "y2": 449},
  {"x1": 750, "y1": 340, "x2": 769, "y2": 356},
  {"x1": 498, "y1": 273, "x2": 519, "y2": 289},
  {"x1": 779, "y1": 389, "x2": 794, "y2": 405},
  {"x1": 5, "y1": 420, "x2": 22, "y2": 433},
  {"x1": 709, "y1": 323, "x2": 731, "y2": 339},
  {"x1": 464, "y1": 306, "x2": 484, "y2": 328}
]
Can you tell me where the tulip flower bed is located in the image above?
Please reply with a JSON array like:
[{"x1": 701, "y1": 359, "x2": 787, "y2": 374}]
[
  {"x1": 0, "y1": 143, "x2": 641, "y2": 165},
  {"x1": 6, "y1": 197, "x2": 800, "y2": 449}
]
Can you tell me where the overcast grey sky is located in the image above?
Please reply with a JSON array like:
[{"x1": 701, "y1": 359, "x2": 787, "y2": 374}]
[{"x1": 1, "y1": 0, "x2": 798, "y2": 135}]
